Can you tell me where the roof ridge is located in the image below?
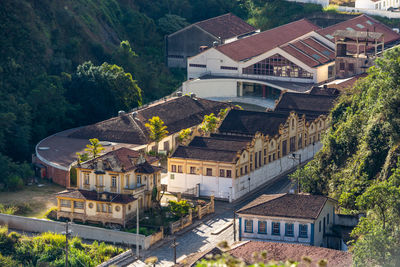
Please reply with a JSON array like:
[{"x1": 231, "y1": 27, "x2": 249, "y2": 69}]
[
  {"x1": 194, "y1": 13, "x2": 232, "y2": 25},
  {"x1": 237, "y1": 193, "x2": 286, "y2": 213}
]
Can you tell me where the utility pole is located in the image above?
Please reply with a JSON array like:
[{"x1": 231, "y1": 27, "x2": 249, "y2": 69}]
[
  {"x1": 233, "y1": 212, "x2": 236, "y2": 242},
  {"x1": 65, "y1": 222, "x2": 68, "y2": 267},
  {"x1": 136, "y1": 198, "x2": 140, "y2": 258},
  {"x1": 63, "y1": 221, "x2": 72, "y2": 267},
  {"x1": 171, "y1": 236, "x2": 178, "y2": 264}
]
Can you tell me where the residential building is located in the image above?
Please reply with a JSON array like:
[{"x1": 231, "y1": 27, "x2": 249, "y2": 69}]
[
  {"x1": 33, "y1": 95, "x2": 231, "y2": 187},
  {"x1": 355, "y1": 0, "x2": 400, "y2": 10},
  {"x1": 183, "y1": 14, "x2": 400, "y2": 99},
  {"x1": 56, "y1": 147, "x2": 162, "y2": 227},
  {"x1": 236, "y1": 193, "x2": 337, "y2": 247},
  {"x1": 167, "y1": 89, "x2": 336, "y2": 201},
  {"x1": 166, "y1": 13, "x2": 259, "y2": 68}
]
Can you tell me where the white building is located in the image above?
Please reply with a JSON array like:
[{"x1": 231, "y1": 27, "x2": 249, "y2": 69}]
[
  {"x1": 236, "y1": 193, "x2": 337, "y2": 247},
  {"x1": 286, "y1": 0, "x2": 329, "y2": 7},
  {"x1": 183, "y1": 19, "x2": 336, "y2": 99},
  {"x1": 183, "y1": 15, "x2": 400, "y2": 101},
  {"x1": 355, "y1": 0, "x2": 400, "y2": 10}
]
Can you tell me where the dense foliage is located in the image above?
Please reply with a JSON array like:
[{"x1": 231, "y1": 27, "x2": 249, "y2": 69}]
[
  {"x1": 291, "y1": 48, "x2": 400, "y2": 266},
  {"x1": 0, "y1": 0, "x2": 327, "y2": 189},
  {"x1": 0, "y1": 226, "x2": 123, "y2": 266}
]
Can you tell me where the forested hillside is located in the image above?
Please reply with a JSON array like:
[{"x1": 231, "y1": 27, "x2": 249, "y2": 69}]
[
  {"x1": 0, "y1": 0, "x2": 326, "y2": 189},
  {"x1": 293, "y1": 48, "x2": 400, "y2": 266}
]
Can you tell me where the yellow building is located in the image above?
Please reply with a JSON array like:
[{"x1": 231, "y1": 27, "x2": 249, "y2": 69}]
[
  {"x1": 56, "y1": 147, "x2": 162, "y2": 227},
  {"x1": 167, "y1": 89, "x2": 336, "y2": 201}
]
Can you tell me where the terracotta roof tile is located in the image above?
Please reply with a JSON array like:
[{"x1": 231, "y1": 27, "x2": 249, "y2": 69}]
[
  {"x1": 218, "y1": 109, "x2": 289, "y2": 136},
  {"x1": 274, "y1": 91, "x2": 337, "y2": 119},
  {"x1": 56, "y1": 189, "x2": 136, "y2": 204},
  {"x1": 171, "y1": 146, "x2": 239, "y2": 163},
  {"x1": 317, "y1": 14, "x2": 400, "y2": 47},
  {"x1": 229, "y1": 241, "x2": 352, "y2": 266},
  {"x1": 216, "y1": 19, "x2": 320, "y2": 61},
  {"x1": 195, "y1": 13, "x2": 257, "y2": 40},
  {"x1": 69, "y1": 96, "x2": 231, "y2": 144},
  {"x1": 80, "y1": 147, "x2": 159, "y2": 172},
  {"x1": 236, "y1": 193, "x2": 331, "y2": 220}
]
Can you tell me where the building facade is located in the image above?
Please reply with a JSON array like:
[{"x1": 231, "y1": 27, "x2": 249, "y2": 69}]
[
  {"x1": 167, "y1": 110, "x2": 328, "y2": 201},
  {"x1": 56, "y1": 148, "x2": 162, "y2": 227},
  {"x1": 355, "y1": 0, "x2": 400, "y2": 10},
  {"x1": 236, "y1": 194, "x2": 337, "y2": 247}
]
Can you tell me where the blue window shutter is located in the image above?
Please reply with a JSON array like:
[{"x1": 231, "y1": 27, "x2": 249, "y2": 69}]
[
  {"x1": 285, "y1": 223, "x2": 287, "y2": 235},
  {"x1": 310, "y1": 224, "x2": 314, "y2": 246},
  {"x1": 251, "y1": 220, "x2": 253, "y2": 233},
  {"x1": 258, "y1": 221, "x2": 260, "y2": 233},
  {"x1": 239, "y1": 218, "x2": 242, "y2": 240}
]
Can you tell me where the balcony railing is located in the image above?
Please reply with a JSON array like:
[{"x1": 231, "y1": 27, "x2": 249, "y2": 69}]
[
  {"x1": 122, "y1": 184, "x2": 146, "y2": 195},
  {"x1": 96, "y1": 185, "x2": 105, "y2": 192}
]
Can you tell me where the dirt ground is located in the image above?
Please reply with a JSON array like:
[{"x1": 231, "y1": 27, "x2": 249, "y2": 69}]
[{"x1": 0, "y1": 182, "x2": 64, "y2": 218}]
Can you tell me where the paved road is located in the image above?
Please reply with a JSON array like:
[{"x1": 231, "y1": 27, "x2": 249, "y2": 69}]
[{"x1": 138, "y1": 172, "x2": 294, "y2": 266}]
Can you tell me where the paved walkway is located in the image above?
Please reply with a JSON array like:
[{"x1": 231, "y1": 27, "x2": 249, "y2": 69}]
[{"x1": 139, "y1": 173, "x2": 293, "y2": 266}]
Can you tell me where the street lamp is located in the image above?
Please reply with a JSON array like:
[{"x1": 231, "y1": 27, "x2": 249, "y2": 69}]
[{"x1": 289, "y1": 153, "x2": 302, "y2": 193}]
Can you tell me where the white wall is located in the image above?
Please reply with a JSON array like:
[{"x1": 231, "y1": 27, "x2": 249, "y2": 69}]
[
  {"x1": 233, "y1": 142, "x2": 322, "y2": 200},
  {"x1": 313, "y1": 200, "x2": 336, "y2": 247},
  {"x1": 239, "y1": 215, "x2": 313, "y2": 244},
  {"x1": 338, "y1": 5, "x2": 400, "y2": 17},
  {"x1": 286, "y1": 0, "x2": 329, "y2": 7},
  {"x1": 168, "y1": 173, "x2": 232, "y2": 199},
  {"x1": 0, "y1": 213, "x2": 154, "y2": 249},
  {"x1": 182, "y1": 78, "x2": 238, "y2": 98},
  {"x1": 168, "y1": 142, "x2": 322, "y2": 201}
]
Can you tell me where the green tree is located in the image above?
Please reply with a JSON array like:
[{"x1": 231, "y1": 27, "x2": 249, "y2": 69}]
[
  {"x1": 157, "y1": 14, "x2": 189, "y2": 35},
  {"x1": 66, "y1": 61, "x2": 142, "y2": 125},
  {"x1": 201, "y1": 113, "x2": 219, "y2": 135},
  {"x1": 168, "y1": 200, "x2": 191, "y2": 219},
  {"x1": 177, "y1": 128, "x2": 192, "y2": 143},
  {"x1": 145, "y1": 116, "x2": 169, "y2": 151},
  {"x1": 84, "y1": 138, "x2": 105, "y2": 159}
]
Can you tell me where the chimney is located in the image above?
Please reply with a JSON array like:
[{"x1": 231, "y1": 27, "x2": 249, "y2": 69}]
[
  {"x1": 190, "y1": 93, "x2": 196, "y2": 99},
  {"x1": 177, "y1": 91, "x2": 183, "y2": 97},
  {"x1": 118, "y1": 110, "x2": 126, "y2": 116}
]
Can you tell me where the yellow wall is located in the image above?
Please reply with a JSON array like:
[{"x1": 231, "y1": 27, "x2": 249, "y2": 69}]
[{"x1": 168, "y1": 111, "x2": 329, "y2": 178}]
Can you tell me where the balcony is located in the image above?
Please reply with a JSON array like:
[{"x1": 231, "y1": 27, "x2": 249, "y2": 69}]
[
  {"x1": 96, "y1": 185, "x2": 105, "y2": 192},
  {"x1": 83, "y1": 184, "x2": 90, "y2": 190},
  {"x1": 122, "y1": 184, "x2": 146, "y2": 195}
]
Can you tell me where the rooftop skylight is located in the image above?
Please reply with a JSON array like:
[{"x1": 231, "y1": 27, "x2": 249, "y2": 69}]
[
  {"x1": 356, "y1": 24, "x2": 365, "y2": 29},
  {"x1": 366, "y1": 20, "x2": 374, "y2": 25},
  {"x1": 312, "y1": 54, "x2": 321, "y2": 60},
  {"x1": 325, "y1": 34, "x2": 334, "y2": 40},
  {"x1": 346, "y1": 27, "x2": 355, "y2": 31}
]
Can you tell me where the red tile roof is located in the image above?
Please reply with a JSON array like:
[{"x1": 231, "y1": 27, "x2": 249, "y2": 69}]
[
  {"x1": 236, "y1": 193, "x2": 335, "y2": 220},
  {"x1": 195, "y1": 13, "x2": 257, "y2": 40},
  {"x1": 80, "y1": 147, "x2": 159, "y2": 172},
  {"x1": 216, "y1": 19, "x2": 320, "y2": 61},
  {"x1": 229, "y1": 241, "x2": 352, "y2": 266},
  {"x1": 317, "y1": 14, "x2": 400, "y2": 46}
]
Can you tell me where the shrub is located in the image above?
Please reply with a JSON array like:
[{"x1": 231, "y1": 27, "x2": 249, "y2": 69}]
[
  {"x1": 6, "y1": 175, "x2": 24, "y2": 191},
  {"x1": 44, "y1": 207, "x2": 58, "y2": 220},
  {"x1": 0, "y1": 204, "x2": 18, "y2": 215}
]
